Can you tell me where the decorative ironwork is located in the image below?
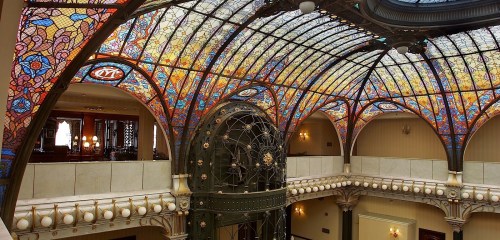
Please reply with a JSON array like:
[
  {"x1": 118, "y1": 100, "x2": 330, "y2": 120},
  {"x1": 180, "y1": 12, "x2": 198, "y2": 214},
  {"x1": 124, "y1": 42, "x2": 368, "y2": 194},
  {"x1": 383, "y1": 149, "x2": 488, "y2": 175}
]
[
  {"x1": 192, "y1": 189, "x2": 286, "y2": 213},
  {"x1": 188, "y1": 102, "x2": 286, "y2": 239}
]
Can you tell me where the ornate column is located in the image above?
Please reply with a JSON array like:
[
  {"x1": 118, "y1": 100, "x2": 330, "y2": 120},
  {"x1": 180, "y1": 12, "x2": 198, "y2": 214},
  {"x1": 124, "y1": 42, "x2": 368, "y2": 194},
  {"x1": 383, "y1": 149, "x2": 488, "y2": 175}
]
[
  {"x1": 443, "y1": 185, "x2": 466, "y2": 240},
  {"x1": 446, "y1": 217, "x2": 465, "y2": 240},
  {"x1": 337, "y1": 194, "x2": 359, "y2": 240}
]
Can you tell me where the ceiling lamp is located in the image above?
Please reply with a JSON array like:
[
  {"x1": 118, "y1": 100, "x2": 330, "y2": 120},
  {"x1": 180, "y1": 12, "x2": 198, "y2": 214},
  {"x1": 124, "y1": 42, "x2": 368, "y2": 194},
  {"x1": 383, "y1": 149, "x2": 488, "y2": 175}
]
[
  {"x1": 299, "y1": 1, "x2": 315, "y2": 14},
  {"x1": 396, "y1": 46, "x2": 408, "y2": 55}
]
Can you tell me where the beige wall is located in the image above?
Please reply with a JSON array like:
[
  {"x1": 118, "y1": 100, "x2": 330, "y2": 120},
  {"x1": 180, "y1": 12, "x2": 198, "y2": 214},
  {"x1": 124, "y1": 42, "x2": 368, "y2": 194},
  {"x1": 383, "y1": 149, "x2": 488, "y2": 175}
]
[
  {"x1": 353, "y1": 196, "x2": 453, "y2": 240},
  {"x1": 156, "y1": 122, "x2": 170, "y2": 159},
  {"x1": 289, "y1": 119, "x2": 341, "y2": 156},
  {"x1": 291, "y1": 195, "x2": 500, "y2": 240},
  {"x1": 18, "y1": 161, "x2": 171, "y2": 199},
  {"x1": 358, "y1": 213, "x2": 415, "y2": 240},
  {"x1": 464, "y1": 213, "x2": 500, "y2": 240},
  {"x1": 138, "y1": 104, "x2": 155, "y2": 160},
  {"x1": 291, "y1": 196, "x2": 341, "y2": 240},
  {"x1": 355, "y1": 118, "x2": 447, "y2": 160},
  {"x1": 464, "y1": 116, "x2": 500, "y2": 162}
]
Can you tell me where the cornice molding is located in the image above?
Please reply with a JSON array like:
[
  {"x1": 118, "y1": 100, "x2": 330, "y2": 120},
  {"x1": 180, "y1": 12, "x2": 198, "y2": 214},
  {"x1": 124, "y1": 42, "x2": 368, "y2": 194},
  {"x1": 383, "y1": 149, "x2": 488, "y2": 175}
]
[
  {"x1": 12, "y1": 190, "x2": 190, "y2": 240},
  {"x1": 286, "y1": 173, "x2": 500, "y2": 224}
]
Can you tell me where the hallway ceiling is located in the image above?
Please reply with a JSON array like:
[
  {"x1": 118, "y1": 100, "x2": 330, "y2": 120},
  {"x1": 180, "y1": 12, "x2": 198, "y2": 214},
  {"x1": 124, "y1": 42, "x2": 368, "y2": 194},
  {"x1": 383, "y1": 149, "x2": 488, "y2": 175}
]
[{"x1": 54, "y1": 85, "x2": 142, "y2": 115}]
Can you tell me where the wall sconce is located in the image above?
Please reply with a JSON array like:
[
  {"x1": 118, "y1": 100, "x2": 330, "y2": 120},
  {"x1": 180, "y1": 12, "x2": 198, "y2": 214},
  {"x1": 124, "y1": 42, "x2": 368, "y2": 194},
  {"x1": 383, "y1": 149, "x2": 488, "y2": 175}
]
[
  {"x1": 402, "y1": 124, "x2": 411, "y2": 135},
  {"x1": 299, "y1": 132, "x2": 308, "y2": 141},
  {"x1": 294, "y1": 207, "x2": 304, "y2": 216},
  {"x1": 390, "y1": 227, "x2": 400, "y2": 238}
]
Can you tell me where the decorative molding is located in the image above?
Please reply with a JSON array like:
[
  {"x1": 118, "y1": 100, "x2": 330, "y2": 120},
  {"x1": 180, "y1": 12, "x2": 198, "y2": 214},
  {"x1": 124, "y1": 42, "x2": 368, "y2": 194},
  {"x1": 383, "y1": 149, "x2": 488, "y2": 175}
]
[
  {"x1": 286, "y1": 173, "x2": 500, "y2": 228},
  {"x1": 12, "y1": 190, "x2": 189, "y2": 239}
]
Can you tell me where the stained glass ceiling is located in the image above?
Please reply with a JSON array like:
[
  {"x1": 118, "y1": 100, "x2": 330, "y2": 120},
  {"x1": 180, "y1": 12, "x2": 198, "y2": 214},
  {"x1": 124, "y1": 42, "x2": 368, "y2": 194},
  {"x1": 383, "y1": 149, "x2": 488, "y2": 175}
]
[
  {"x1": 5, "y1": 0, "x2": 500, "y2": 172},
  {"x1": 81, "y1": 0, "x2": 498, "y2": 165}
]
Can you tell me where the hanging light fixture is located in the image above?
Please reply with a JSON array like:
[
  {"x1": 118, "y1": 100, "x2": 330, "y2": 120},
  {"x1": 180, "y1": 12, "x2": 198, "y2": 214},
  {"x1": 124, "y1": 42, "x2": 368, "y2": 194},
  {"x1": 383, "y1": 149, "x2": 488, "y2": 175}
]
[{"x1": 299, "y1": 1, "x2": 315, "y2": 14}]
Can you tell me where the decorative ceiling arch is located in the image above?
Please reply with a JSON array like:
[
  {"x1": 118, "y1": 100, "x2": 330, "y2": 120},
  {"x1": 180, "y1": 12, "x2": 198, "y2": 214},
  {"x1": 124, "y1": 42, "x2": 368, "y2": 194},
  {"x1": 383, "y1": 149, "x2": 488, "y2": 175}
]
[
  {"x1": 73, "y1": 59, "x2": 173, "y2": 154},
  {"x1": 462, "y1": 97, "x2": 500, "y2": 158},
  {"x1": 351, "y1": 99, "x2": 449, "y2": 160},
  {"x1": 1, "y1": 0, "x2": 150, "y2": 229},
  {"x1": 288, "y1": 98, "x2": 351, "y2": 156}
]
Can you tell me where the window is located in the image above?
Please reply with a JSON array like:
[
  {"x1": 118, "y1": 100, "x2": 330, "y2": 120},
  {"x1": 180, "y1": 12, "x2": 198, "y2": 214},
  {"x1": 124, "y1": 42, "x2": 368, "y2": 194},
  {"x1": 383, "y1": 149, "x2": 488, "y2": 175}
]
[{"x1": 55, "y1": 121, "x2": 71, "y2": 149}]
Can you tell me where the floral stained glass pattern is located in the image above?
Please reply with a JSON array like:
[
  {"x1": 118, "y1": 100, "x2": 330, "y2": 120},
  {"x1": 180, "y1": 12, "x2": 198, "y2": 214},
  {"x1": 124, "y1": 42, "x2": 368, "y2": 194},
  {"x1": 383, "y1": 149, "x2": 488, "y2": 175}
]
[{"x1": 3, "y1": 7, "x2": 118, "y2": 173}]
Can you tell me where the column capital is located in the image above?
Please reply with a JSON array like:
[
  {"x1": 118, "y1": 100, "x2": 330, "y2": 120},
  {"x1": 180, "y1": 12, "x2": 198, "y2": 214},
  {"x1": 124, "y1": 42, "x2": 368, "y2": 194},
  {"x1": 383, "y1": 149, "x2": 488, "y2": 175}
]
[
  {"x1": 172, "y1": 174, "x2": 192, "y2": 196},
  {"x1": 445, "y1": 217, "x2": 467, "y2": 233},
  {"x1": 336, "y1": 195, "x2": 359, "y2": 212}
]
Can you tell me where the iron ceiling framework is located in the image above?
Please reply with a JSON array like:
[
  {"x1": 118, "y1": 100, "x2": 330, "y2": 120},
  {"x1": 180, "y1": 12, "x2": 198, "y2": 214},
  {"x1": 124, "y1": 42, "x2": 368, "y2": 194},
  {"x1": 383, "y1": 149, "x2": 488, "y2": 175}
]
[
  {"x1": 4, "y1": 0, "x2": 499, "y2": 180},
  {"x1": 73, "y1": 0, "x2": 500, "y2": 174}
]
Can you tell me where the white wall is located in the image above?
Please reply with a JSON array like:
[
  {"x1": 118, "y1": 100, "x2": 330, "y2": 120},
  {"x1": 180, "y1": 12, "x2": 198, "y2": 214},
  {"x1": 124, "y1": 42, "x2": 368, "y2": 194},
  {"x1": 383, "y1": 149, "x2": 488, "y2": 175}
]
[
  {"x1": 18, "y1": 161, "x2": 171, "y2": 199},
  {"x1": 287, "y1": 156, "x2": 344, "y2": 178},
  {"x1": 350, "y1": 156, "x2": 448, "y2": 181}
]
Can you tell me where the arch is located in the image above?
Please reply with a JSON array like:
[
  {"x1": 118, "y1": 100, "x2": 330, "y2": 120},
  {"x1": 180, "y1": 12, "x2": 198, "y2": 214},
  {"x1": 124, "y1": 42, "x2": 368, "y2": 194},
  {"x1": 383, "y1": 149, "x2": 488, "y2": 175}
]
[
  {"x1": 288, "y1": 98, "x2": 350, "y2": 156},
  {"x1": 351, "y1": 99, "x2": 449, "y2": 162},
  {"x1": 463, "y1": 114, "x2": 500, "y2": 162},
  {"x1": 1, "y1": 1, "x2": 148, "y2": 227},
  {"x1": 3, "y1": 58, "x2": 174, "y2": 230},
  {"x1": 289, "y1": 110, "x2": 344, "y2": 157},
  {"x1": 462, "y1": 97, "x2": 500, "y2": 161},
  {"x1": 70, "y1": 83, "x2": 173, "y2": 161},
  {"x1": 74, "y1": 59, "x2": 174, "y2": 159}
]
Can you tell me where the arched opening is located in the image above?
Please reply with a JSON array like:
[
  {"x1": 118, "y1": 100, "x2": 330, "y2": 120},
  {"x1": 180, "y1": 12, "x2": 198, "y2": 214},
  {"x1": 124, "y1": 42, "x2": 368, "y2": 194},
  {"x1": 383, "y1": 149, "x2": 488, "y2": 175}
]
[
  {"x1": 351, "y1": 111, "x2": 447, "y2": 180},
  {"x1": 462, "y1": 115, "x2": 500, "y2": 185},
  {"x1": 464, "y1": 115, "x2": 500, "y2": 163},
  {"x1": 29, "y1": 84, "x2": 171, "y2": 162},
  {"x1": 353, "y1": 112, "x2": 446, "y2": 160},
  {"x1": 15, "y1": 84, "x2": 174, "y2": 201},
  {"x1": 287, "y1": 111, "x2": 344, "y2": 178},
  {"x1": 288, "y1": 112, "x2": 342, "y2": 157}
]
